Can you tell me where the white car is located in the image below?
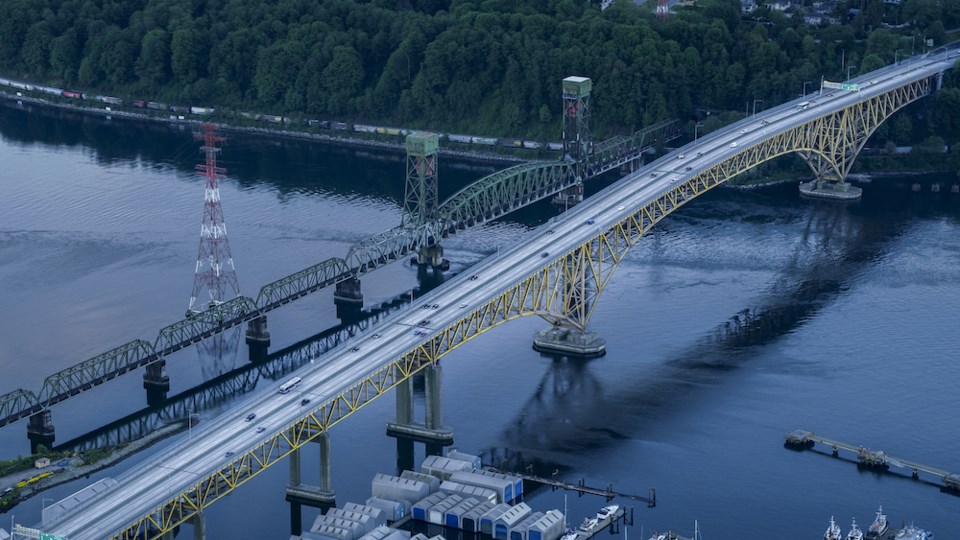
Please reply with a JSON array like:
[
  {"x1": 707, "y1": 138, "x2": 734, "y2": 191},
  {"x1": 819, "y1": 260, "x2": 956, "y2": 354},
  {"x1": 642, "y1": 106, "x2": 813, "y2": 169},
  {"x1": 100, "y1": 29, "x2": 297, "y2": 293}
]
[{"x1": 730, "y1": 142, "x2": 738, "y2": 148}]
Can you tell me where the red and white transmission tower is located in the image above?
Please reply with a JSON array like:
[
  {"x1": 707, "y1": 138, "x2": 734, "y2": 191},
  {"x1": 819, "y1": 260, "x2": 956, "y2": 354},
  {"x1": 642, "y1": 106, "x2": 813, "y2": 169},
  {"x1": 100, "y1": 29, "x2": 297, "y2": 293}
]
[
  {"x1": 188, "y1": 123, "x2": 239, "y2": 314},
  {"x1": 657, "y1": 0, "x2": 669, "y2": 19}
]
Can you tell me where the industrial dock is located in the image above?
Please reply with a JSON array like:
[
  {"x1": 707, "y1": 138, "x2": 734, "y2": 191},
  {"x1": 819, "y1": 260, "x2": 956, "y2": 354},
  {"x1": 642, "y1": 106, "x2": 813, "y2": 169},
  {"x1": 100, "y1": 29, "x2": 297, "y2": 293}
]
[{"x1": 784, "y1": 428, "x2": 960, "y2": 494}]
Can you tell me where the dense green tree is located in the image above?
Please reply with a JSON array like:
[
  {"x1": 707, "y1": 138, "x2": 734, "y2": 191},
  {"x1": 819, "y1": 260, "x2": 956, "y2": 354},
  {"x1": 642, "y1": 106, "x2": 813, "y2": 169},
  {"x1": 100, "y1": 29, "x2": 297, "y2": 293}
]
[{"x1": 136, "y1": 29, "x2": 170, "y2": 86}]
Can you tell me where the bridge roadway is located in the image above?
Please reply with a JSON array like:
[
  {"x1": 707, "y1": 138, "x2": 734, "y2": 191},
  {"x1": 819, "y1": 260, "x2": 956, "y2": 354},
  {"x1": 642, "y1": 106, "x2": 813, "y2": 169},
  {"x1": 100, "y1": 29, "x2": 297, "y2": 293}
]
[{"x1": 45, "y1": 51, "x2": 958, "y2": 538}]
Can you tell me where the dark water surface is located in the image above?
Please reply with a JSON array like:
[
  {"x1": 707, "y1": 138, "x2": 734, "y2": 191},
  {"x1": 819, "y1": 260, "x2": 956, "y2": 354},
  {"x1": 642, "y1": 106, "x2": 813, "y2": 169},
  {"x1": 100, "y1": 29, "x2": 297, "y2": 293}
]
[{"x1": 1, "y1": 102, "x2": 957, "y2": 539}]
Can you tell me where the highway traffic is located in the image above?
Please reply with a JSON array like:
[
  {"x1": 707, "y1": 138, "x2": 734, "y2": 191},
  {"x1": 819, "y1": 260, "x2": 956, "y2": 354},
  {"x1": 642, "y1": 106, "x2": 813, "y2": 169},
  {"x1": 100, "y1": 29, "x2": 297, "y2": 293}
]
[{"x1": 45, "y1": 48, "x2": 958, "y2": 539}]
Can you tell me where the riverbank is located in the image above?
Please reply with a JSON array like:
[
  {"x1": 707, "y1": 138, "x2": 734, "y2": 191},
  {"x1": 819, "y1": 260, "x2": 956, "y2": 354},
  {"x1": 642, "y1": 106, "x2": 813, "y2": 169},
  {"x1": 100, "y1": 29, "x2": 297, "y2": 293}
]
[
  {"x1": 0, "y1": 90, "x2": 531, "y2": 166},
  {"x1": 0, "y1": 421, "x2": 188, "y2": 514}
]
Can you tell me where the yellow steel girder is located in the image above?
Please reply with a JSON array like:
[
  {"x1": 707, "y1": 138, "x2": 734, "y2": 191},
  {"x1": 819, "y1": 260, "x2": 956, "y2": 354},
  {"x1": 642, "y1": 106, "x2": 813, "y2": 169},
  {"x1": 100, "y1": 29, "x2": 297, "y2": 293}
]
[{"x1": 112, "y1": 72, "x2": 941, "y2": 540}]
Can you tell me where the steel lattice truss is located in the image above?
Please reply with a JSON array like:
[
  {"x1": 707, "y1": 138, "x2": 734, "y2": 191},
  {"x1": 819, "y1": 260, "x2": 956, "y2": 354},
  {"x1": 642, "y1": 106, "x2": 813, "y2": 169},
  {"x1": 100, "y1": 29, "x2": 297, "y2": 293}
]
[
  {"x1": 586, "y1": 119, "x2": 682, "y2": 177},
  {"x1": 39, "y1": 340, "x2": 156, "y2": 406},
  {"x1": 255, "y1": 257, "x2": 351, "y2": 310},
  {"x1": 157, "y1": 296, "x2": 258, "y2": 354}
]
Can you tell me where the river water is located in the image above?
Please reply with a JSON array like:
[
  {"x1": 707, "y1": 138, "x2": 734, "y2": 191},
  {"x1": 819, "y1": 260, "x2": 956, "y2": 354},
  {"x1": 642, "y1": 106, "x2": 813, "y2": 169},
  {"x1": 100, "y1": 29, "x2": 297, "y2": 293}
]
[{"x1": 0, "y1": 101, "x2": 957, "y2": 539}]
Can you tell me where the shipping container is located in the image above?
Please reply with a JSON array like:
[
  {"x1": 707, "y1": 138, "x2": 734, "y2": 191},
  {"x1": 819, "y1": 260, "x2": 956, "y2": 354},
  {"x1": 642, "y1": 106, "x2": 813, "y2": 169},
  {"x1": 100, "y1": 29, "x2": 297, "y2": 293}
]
[
  {"x1": 448, "y1": 134, "x2": 472, "y2": 144},
  {"x1": 546, "y1": 142, "x2": 564, "y2": 151},
  {"x1": 472, "y1": 136, "x2": 497, "y2": 146},
  {"x1": 333, "y1": 122, "x2": 348, "y2": 130},
  {"x1": 190, "y1": 106, "x2": 214, "y2": 115},
  {"x1": 522, "y1": 141, "x2": 543, "y2": 149},
  {"x1": 354, "y1": 124, "x2": 378, "y2": 133}
]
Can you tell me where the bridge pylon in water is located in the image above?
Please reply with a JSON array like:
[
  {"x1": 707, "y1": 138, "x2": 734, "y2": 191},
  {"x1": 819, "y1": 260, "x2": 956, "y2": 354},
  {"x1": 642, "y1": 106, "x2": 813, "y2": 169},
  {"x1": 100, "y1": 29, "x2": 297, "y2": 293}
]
[
  {"x1": 403, "y1": 132, "x2": 448, "y2": 271},
  {"x1": 797, "y1": 74, "x2": 940, "y2": 200},
  {"x1": 553, "y1": 76, "x2": 592, "y2": 208}
]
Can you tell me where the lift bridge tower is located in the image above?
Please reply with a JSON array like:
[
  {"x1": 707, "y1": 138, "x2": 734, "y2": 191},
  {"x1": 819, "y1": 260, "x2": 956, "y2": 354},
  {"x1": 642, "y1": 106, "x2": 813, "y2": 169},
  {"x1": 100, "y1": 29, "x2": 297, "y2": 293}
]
[{"x1": 554, "y1": 76, "x2": 592, "y2": 207}]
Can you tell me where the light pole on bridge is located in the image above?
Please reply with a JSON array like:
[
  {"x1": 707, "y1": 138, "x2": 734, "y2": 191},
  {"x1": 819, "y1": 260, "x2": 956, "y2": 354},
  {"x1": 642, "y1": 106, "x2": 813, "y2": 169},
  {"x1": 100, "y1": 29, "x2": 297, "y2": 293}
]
[
  {"x1": 752, "y1": 99, "x2": 763, "y2": 117},
  {"x1": 802, "y1": 81, "x2": 812, "y2": 98},
  {"x1": 895, "y1": 49, "x2": 902, "y2": 64},
  {"x1": 847, "y1": 65, "x2": 855, "y2": 81},
  {"x1": 694, "y1": 122, "x2": 704, "y2": 146}
]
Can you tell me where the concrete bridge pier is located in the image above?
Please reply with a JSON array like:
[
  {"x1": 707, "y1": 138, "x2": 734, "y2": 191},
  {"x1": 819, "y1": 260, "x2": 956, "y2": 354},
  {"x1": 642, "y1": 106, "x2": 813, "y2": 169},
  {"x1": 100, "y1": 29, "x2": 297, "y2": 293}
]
[
  {"x1": 552, "y1": 182, "x2": 584, "y2": 208},
  {"x1": 143, "y1": 360, "x2": 170, "y2": 405},
  {"x1": 189, "y1": 512, "x2": 206, "y2": 540},
  {"x1": 386, "y1": 366, "x2": 453, "y2": 461},
  {"x1": 27, "y1": 409, "x2": 55, "y2": 453},
  {"x1": 533, "y1": 324, "x2": 606, "y2": 358},
  {"x1": 334, "y1": 277, "x2": 364, "y2": 322},
  {"x1": 286, "y1": 433, "x2": 336, "y2": 535},
  {"x1": 415, "y1": 244, "x2": 450, "y2": 272},
  {"x1": 245, "y1": 316, "x2": 271, "y2": 363}
]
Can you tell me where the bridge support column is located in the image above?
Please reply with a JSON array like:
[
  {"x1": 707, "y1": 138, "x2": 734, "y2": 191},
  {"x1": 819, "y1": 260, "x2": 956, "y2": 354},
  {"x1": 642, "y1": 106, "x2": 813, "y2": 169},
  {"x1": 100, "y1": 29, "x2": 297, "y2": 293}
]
[
  {"x1": 245, "y1": 316, "x2": 271, "y2": 363},
  {"x1": 533, "y1": 325, "x2": 606, "y2": 358},
  {"x1": 334, "y1": 277, "x2": 363, "y2": 322},
  {"x1": 190, "y1": 511, "x2": 206, "y2": 540},
  {"x1": 414, "y1": 244, "x2": 449, "y2": 271},
  {"x1": 286, "y1": 434, "x2": 336, "y2": 535},
  {"x1": 143, "y1": 359, "x2": 170, "y2": 405},
  {"x1": 552, "y1": 182, "x2": 584, "y2": 208},
  {"x1": 27, "y1": 410, "x2": 55, "y2": 454},
  {"x1": 386, "y1": 366, "x2": 453, "y2": 461}
]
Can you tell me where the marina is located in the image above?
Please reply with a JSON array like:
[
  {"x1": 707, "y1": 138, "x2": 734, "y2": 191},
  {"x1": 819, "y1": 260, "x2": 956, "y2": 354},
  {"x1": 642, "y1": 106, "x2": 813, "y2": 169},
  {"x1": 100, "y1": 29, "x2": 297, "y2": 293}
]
[
  {"x1": 783, "y1": 429, "x2": 960, "y2": 494},
  {"x1": 291, "y1": 450, "x2": 635, "y2": 540},
  {"x1": 816, "y1": 506, "x2": 935, "y2": 540}
]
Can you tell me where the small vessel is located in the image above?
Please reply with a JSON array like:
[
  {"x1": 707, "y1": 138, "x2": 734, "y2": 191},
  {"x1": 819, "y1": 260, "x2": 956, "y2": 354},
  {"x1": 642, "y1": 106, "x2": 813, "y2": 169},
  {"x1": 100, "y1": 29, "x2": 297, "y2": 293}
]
[
  {"x1": 847, "y1": 518, "x2": 864, "y2": 540},
  {"x1": 579, "y1": 517, "x2": 599, "y2": 532},
  {"x1": 894, "y1": 525, "x2": 934, "y2": 540},
  {"x1": 597, "y1": 505, "x2": 620, "y2": 519},
  {"x1": 825, "y1": 516, "x2": 843, "y2": 540},
  {"x1": 560, "y1": 530, "x2": 579, "y2": 540},
  {"x1": 867, "y1": 505, "x2": 889, "y2": 538}
]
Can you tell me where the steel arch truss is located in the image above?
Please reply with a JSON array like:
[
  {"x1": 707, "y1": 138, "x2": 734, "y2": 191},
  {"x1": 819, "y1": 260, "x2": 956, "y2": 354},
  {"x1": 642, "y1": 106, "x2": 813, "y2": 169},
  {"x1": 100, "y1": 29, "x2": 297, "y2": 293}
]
[
  {"x1": 438, "y1": 161, "x2": 574, "y2": 234},
  {"x1": 345, "y1": 226, "x2": 426, "y2": 274},
  {"x1": 798, "y1": 77, "x2": 934, "y2": 182}
]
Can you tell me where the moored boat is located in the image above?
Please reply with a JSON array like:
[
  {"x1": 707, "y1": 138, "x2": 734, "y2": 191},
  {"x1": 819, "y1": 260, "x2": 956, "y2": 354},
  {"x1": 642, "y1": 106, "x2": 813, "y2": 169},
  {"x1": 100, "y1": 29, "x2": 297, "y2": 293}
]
[
  {"x1": 867, "y1": 505, "x2": 888, "y2": 538},
  {"x1": 847, "y1": 518, "x2": 864, "y2": 540},
  {"x1": 824, "y1": 516, "x2": 842, "y2": 540},
  {"x1": 894, "y1": 525, "x2": 934, "y2": 540}
]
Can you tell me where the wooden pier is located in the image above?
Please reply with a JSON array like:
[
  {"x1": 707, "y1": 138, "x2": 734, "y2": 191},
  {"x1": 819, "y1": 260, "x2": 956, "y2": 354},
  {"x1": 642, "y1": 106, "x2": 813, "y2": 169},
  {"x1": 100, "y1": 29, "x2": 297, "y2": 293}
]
[
  {"x1": 784, "y1": 428, "x2": 960, "y2": 493},
  {"x1": 483, "y1": 466, "x2": 656, "y2": 507}
]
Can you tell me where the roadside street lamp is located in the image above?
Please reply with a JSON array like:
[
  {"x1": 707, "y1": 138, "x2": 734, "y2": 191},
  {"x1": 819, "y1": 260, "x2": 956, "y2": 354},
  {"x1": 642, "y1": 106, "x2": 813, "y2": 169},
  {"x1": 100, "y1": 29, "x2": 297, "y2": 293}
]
[
  {"x1": 752, "y1": 99, "x2": 763, "y2": 117},
  {"x1": 895, "y1": 49, "x2": 902, "y2": 64},
  {"x1": 847, "y1": 66, "x2": 854, "y2": 81},
  {"x1": 802, "y1": 81, "x2": 812, "y2": 98}
]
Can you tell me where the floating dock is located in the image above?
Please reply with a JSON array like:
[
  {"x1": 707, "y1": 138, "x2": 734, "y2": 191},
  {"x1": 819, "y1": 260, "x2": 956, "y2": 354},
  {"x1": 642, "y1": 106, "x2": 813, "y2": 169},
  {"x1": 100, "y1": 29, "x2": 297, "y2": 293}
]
[
  {"x1": 484, "y1": 466, "x2": 655, "y2": 507},
  {"x1": 784, "y1": 428, "x2": 960, "y2": 493}
]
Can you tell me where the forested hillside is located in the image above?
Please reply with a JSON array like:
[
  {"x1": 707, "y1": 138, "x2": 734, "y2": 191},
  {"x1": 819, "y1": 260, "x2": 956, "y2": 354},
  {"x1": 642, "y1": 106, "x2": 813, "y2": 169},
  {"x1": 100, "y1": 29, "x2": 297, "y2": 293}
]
[{"x1": 1, "y1": 0, "x2": 959, "y2": 140}]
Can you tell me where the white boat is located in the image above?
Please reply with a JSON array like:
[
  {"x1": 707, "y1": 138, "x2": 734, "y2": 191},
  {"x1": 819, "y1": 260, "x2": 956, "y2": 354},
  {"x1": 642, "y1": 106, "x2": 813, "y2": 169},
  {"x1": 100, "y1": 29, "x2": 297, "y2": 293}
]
[
  {"x1": 597, "y1": 505, "x2": 620, "y2": 519},
  {"x1": 825, "y1": 516, "x2": 843, "y2": 540},
  {"x1": 560, "y1": 530, "x2": 579, "y2": 540},
  {"x1": 894, "y1": 525, "x2": 934, "y2": 540},
  {"x1": 579, "y1": 517, "x2": 599, "y2": 532},
  {"x1": 847, "y1": 518, "x2": 864, "y2": 540},
  {"x1": 868, "y1": 505, "x2": 889, "y2": 537}
]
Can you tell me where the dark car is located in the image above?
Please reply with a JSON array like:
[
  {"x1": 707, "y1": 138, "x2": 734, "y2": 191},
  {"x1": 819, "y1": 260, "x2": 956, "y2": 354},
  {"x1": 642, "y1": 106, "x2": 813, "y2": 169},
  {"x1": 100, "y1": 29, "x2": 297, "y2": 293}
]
[
  {"x1": 418, "y1": 319, "x2": 430, "y2": 327},
  {"x1": 541, "y1": 252, "x2": 549, "y2": 258},
  {"x1": 585, "y1": 219, "x2": 595, "y2": 225},
  {"x1": 300, "y1": 398, "x2": 311, "y2": 406},
  {"x1": 469, "y1": 275, "x2": 479, "y2": 281},
  {"x1": 245, "y1": 413, "x2": 256, "y2": 422}
]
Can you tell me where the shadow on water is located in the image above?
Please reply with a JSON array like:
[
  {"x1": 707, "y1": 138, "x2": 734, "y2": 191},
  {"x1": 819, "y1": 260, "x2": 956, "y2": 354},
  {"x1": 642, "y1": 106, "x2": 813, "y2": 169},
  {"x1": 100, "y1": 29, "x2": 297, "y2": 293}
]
[{"x1": 498, "y1": 182, "x2": 955, "y2": 456}]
